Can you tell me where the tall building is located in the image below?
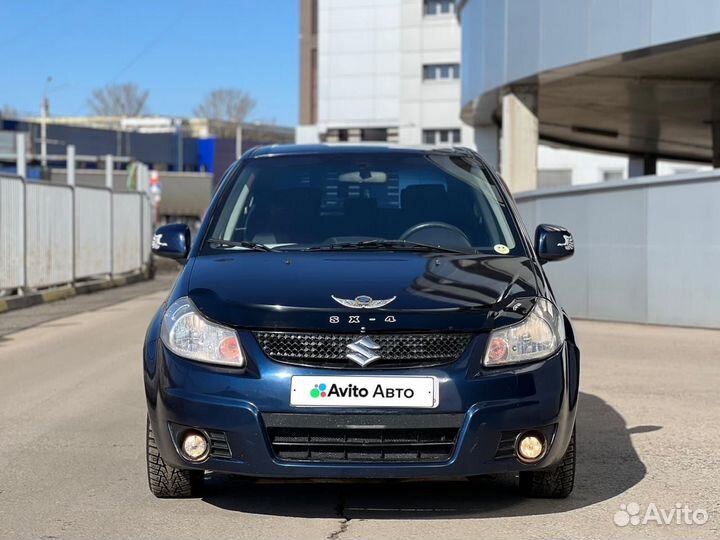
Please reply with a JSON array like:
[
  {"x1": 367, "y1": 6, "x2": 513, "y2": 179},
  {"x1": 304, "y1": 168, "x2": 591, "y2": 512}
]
[
  {"x1": 298, "y1": 0, "x2": 709, "y2": 189},
  {"x1": 297, "y1": 0, "x2": 473, "y2": 147}
]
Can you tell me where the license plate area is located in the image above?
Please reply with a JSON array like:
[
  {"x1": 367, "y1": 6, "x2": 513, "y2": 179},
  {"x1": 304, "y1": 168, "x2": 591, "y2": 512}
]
[{"x1": 290, "y1": 376, "x2": 438, "y2": 408}]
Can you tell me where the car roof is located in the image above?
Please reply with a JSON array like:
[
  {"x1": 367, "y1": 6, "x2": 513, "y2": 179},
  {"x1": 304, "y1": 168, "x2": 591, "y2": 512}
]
[{"x1": 247, "y1": 143, "x2": 477, "y2": 159}]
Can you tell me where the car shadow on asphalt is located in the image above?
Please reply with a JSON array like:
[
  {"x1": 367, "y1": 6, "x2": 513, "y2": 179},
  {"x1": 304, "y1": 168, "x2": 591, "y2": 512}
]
[{"x1": 201, "y1": 392, "x2": 659, "y2": 519}]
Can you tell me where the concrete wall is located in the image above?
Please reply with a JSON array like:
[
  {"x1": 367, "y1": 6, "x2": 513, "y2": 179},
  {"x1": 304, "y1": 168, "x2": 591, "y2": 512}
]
[
  {"x1": 536, "y1": 147, "x2": 712, "y2": 187},
  {"x1": 515, "y1": 171, "x2": 720, "y2": 329}
]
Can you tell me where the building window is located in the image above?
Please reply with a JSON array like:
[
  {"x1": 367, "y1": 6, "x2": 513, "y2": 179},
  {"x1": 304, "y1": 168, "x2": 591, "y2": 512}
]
[
  {"x1": 361, "y1": 128, "x2": 388, "y2": 142},
  {"x1": 423, "y1": 63, "x2": 460, "y2": 81},
  {"x1": 423, "y1": 129, "x2": 461, "y2": 145},
  {"x1": 424, "y1": 0, "x2": 455, "y2": 15},
  {"x1": 602, "y1": 169, "x2": 624, "y2": 181}
]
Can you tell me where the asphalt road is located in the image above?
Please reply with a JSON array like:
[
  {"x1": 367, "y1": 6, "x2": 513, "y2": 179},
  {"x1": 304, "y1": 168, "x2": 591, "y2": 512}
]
[{"x1": 0, "y1": 282, "x2": 718, "y2": 539}]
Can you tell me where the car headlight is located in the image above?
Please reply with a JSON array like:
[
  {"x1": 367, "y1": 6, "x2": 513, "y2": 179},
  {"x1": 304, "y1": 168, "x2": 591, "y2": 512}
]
[
  {"x1": 160, "y1": 297, "x2": 245, "y2": 367},
  {"x1": 483, "y1": 298, "x2": 565, "y2": 367}
]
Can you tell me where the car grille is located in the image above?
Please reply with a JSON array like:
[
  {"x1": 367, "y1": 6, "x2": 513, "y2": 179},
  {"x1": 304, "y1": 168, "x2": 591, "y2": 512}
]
[
  {"x1": 264, "y1": 413, "x2": 463, "y2": 463},
  {"x1": 253, "y1": 331, "x2": 472, "y2": 368}
]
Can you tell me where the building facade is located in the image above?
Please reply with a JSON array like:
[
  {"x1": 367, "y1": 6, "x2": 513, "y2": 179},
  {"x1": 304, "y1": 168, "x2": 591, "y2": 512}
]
[
  {"x1": 298, "y1": 0, "x2": 710, "y2": 189},
  {"x1": 0, "y1": 116, "x2": 293, "y2": 183},
  {"x1": 457, "y1": 0, "x2": 719, "y2": 190},
  {"x1": 297, "y1": 0, "x2": 473, "y2": 146}
]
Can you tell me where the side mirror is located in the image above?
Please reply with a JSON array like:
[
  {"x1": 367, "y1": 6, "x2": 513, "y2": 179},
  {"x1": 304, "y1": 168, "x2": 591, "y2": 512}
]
[
  {"x1": 152, "y1": 223, "x2": 190, "y2": 261},
  {"x1": 535, "y1": 224, "x2": 574, "y2": 263}
]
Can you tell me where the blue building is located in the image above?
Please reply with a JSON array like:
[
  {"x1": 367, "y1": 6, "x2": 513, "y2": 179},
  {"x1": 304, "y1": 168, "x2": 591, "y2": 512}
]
[{"x1": 0, "y1": 117, "x2": 293, "y2": 184}]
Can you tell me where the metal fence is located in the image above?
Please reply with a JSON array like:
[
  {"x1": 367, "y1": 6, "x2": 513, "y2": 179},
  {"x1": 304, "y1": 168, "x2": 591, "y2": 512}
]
[
  {"x1": 112, "y1": 193, "x2": 143, "y2": 274},
  {"x1": 75, "y1": 186, "x2": 112, "y2": 279},
  {"x1": 0, "y1": 175, "x2": 24, "y2": 289},
  {"x1": 515, "y1": 170, "x2": 720, "y2": 329},
  {"x1": 50, "y1": 168, "x2": 213, "y2": 219},
  {"x1": 25, "y1": 182, "x2": 74, "y2": 288},
  {"x1": 0, "y1": 174, "x2": 152, "y2": 291}
]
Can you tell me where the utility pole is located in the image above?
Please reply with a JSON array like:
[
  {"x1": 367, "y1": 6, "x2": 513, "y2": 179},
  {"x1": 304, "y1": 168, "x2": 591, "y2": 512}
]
[
  {"x1": 41, "y1": 76, "x2": 52, "y2": 169},
  {"x1": 176, "y1": 118, "x2": 183, "y2": 171}
]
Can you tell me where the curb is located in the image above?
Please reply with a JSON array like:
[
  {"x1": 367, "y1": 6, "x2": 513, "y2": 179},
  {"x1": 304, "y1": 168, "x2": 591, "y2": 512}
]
[{"x1": 0, "y1": 270, "x2": 150, "y2": 314}]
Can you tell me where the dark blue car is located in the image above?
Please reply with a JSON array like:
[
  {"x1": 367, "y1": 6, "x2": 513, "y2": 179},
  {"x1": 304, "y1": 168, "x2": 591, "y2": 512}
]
[{"x1": 145, "y1": 145, "x2": 579, "y2": 499}]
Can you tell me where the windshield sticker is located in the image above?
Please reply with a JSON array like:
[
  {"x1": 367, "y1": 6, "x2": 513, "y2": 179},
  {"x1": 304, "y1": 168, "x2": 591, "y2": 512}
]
[{"x1": 494, "y1": 244, "x2": 510, "y2": 255}]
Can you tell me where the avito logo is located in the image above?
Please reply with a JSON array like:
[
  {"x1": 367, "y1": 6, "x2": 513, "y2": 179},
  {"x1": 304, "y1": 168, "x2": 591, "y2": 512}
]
[{"x1": 310, "y1": 383, "x2": 327, "y2": 398}]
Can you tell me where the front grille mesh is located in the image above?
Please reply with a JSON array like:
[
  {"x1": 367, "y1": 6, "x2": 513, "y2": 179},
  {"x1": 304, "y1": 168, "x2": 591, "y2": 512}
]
[
  {"x1": 254, "y1": 331, "x2": 472, "y2": 368},
  {"x1": 268, "y1": 427, "x2": 459, "y2": 462}
]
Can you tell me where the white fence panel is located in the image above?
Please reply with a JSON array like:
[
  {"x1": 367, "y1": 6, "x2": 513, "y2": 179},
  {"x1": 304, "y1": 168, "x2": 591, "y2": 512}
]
[
  {"x1": 75, "y1": 187, "x2": 112, "y2": 278},
  {"x1": 0, "y1": 176, "x2": 25, "y2": 289},
  {"x1": 26, "y1": 182, "x2": 74, "y2": 288},
  {"x1": 141, "y1": 195, "x2": 153, "y2": 266},
  {"x1": 112, "y1": 193, "x2": 142, "y2": 274}
]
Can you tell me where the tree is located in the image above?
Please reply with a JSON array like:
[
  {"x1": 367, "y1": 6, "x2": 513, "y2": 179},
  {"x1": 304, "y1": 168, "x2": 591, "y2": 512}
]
[
  {"x1": 87, "y1": 83, "x2": 149, "y2": 116},
  {"x1": 193, "y1": 88, "x2": 255, "y2": 123}
]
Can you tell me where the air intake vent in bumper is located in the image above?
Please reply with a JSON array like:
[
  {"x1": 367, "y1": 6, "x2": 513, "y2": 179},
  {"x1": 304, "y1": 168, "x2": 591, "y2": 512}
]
[{"x1": 264, "y1": 413, "x2": 464, "y2": 463}]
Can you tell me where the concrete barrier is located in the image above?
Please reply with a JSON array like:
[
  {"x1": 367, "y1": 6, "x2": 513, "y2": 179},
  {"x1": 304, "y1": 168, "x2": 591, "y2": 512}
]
[{"x1": 515, "y1": 170, "x2": 720, "y2": 329}]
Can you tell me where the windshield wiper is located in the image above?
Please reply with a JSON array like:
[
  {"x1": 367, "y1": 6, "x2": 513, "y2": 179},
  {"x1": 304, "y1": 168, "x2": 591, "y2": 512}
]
[
  {"x1": 305, "y1": 239, "x2": 470, "y2": 254},
  {"x1": 207, "y1": 238, "x2": 275, "y2": 252}
]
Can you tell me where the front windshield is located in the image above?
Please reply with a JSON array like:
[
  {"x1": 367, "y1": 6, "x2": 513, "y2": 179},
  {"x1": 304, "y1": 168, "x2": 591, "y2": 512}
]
[{"x1": 206, "y1": 152, "x2": 523, "y2": 254}]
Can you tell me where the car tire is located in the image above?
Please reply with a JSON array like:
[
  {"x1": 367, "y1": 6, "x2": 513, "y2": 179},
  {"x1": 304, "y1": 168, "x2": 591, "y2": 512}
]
[
  {"x1": 519, "y1": 427, "x2": 575, "y2": 499},
  {"x1": 146, "y1": 417, "x2": 204, "y2": 498}
]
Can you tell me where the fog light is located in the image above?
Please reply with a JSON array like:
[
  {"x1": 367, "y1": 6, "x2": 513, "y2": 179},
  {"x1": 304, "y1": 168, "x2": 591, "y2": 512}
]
[
  {"x1": 181, "y1": 431, "x2": 209, "y2": 462},
  {"x1": 517, "y1": 432, "x2": 545, "y2": 462}
]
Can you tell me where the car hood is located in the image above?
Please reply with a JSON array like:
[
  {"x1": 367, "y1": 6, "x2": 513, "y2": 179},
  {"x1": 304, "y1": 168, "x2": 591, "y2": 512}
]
[{"x1": 187, "y1": 252, "x2": 540, "y2": 332}]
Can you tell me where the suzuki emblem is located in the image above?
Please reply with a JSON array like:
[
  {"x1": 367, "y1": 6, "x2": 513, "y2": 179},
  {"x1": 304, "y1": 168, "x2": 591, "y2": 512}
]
[{"x1": 345, "y1": 336, "x2": 382, "y2": 367}]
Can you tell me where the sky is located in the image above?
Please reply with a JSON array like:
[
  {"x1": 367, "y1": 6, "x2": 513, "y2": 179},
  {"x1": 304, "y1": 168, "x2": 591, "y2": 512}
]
[{"x1": 0, "y1": 0, "x2": 299, "y2": 126}]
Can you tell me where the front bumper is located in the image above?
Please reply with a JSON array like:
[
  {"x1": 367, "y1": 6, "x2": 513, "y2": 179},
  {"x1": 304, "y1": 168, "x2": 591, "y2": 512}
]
[{"x1": 144, "y1": 333, "x2": 579, "y2": 479}]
